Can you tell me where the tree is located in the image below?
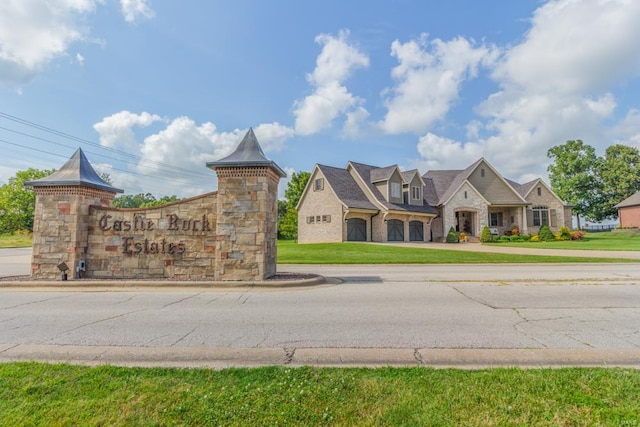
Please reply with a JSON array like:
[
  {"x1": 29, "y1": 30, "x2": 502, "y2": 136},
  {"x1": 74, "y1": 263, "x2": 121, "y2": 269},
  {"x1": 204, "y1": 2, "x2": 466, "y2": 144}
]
[
  {"x1": 112, "y1": 193, "x2": 179, "y2": 208},
  {"x1": 547, "y1": 140, "x2": 601, "y2": 228},
  {"x1": 598, "y1": 144, "x2": 640, "y2": 220},
  {"x1": 278, "y1": 171, "x2": 311, "y2": 240},
  {"x1": 0, "y1": 168, "x2": 55, "y2": 233}
]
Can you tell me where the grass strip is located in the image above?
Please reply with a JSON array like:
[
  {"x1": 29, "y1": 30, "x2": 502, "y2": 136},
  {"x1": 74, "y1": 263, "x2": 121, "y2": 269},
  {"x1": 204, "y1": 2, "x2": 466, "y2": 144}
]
[
  {"x1": 486, "y1": 231, "x2": 640, "y2": 251},
  {"x1": 0, "y1": 363, "x2": 638, "y2": 426},
  {"x1": 278, "y1": 241, "x2": 636, "y2": 264}
]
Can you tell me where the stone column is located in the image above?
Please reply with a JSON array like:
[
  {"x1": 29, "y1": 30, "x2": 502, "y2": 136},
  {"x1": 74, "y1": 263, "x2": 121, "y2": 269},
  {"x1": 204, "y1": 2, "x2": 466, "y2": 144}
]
[
  {"x1": 31, "y1": 186, "x2": 116, "y2": 279},
  {"x1": 214, "y1": 166, "x2": 280, "y2": 281}
]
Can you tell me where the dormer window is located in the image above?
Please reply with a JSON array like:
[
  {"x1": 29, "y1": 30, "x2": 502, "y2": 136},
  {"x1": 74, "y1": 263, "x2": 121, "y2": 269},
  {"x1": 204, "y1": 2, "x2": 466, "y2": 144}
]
[
  {"x1": 390, "y1": 182, "x2": 401, "y2": 198},
  {"x1": 411, "y1": 186, "x2": 421, "y2": 200}
]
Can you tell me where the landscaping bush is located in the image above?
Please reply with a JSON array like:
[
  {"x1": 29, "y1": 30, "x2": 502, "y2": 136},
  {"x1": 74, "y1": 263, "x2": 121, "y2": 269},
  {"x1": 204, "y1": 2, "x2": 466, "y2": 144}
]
[
  {"x1": 521, "y1": 234, "x2": 531, "y2": 242},
  {"x1": 511, "y1": 226, "x2": 520, "y2": 236},
  {"x1": 571, "y1": 230, "x2": 587, "y2": 240},
  {"x1": 499, "y1": 235, "x2": 510, "y2": 242},
  {"x1": 480, "y1": 225, "x2": 493, "y2": 243},
  {"x1": 558, "y1": 226, "x2": 572, "y2": 240},
  {"x1": 530, "y1": 234, "x2": 540, "y2": 242},
  {"x1": 509, "y1": 235, "x2": 521, "y2": 242},
  {"x1": 538, "y1": 224, "x2": 555, "y2": 242},
  {"x1": 446, "y1": 226, "x2": 459, "y2": 243}
]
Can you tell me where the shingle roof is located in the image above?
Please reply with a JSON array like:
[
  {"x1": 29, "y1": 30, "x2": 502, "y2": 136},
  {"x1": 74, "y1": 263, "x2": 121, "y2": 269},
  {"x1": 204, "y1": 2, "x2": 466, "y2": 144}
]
[
  {"x1": 422, "y1": 169, "x2": 466, "y2": 206},
  {"x1": 348, "y1": 162, "x2": 438, "y2": 214},
  {"x1": 370, "y1": 165, "x2": 397, "y2": 182},
  {"x1": 24, "y1": 148, "x2": 123, "y2": 193},
  {"x1": 506, "y1": 178, "x2": 537, "y2": 197},
  {"x1": 317, "y1": 164, "x2": 378, "y2": 211},
  {"x1": 206, "y1": 128, "x2": 286, "y2": 177},
  {"x1": 616, "y1": 191, "x2": 640, "y2": 208}
]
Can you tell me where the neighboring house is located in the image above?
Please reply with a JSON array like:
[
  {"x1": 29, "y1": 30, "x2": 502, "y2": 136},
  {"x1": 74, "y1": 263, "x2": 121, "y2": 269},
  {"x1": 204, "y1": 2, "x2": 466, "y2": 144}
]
[
  {"x1": 297, "y1": 158, "x2": 572, "y2": 243},
  {"x1": 615, "y1": 191, "x2": 640, "y2": 227},
  {"x1": 297, "y1": 162, "x2": 438, "y2": 243}
]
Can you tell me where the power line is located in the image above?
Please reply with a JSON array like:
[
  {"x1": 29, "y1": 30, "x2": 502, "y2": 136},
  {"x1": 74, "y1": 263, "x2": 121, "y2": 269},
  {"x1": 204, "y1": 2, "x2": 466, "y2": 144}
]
[{"x1": 0, "y1": 111, "x2": 215, "y2": 180}]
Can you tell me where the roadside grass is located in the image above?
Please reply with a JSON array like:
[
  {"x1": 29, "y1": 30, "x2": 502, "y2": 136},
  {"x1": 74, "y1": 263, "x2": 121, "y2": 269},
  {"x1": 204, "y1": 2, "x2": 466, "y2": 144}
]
[
  {"x1": 278, "y1": 240, "x2": 636, "y2": 264},
  {"x1": 0, "y1": 233, "x2": 32, "y2": 248},
  {"x1": 0, "y1": 363, "x2": 638, "y2": 426},
  {"x1": 486, "y1": 231, "x2": 640, "y2": 251}
]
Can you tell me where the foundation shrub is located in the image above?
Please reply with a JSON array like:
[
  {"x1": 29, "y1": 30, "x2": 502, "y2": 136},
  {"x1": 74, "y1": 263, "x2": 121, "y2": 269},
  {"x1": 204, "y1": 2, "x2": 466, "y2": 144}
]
[
  {"x1": 558, "y1": 226, "x2": 572, "y2": 240},
  {"x1": 530, "y1": 234, "x2": 540, "y2": 242},
  {"x1": 509, "y1": 235, "x2": 521, "y2": 242},
  {"x1": 538, "y1": 224, "x2": 555, "y2": 242},
  {"x1": 480, "y1": 225, "x2": 493, "y2": 243},
  {"x1": 446, "y1": 226, "x2": 459, "y2": 243},
  {"x1": 499, "y1": 235, "x2": 510, "y2": 242},
  {"x1": 521, "y1": 234, "x2": 531, "y2": 242}
]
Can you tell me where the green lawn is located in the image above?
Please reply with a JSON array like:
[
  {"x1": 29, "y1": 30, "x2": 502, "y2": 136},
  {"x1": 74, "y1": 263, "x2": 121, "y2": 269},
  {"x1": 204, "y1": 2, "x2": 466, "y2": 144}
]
[
  {"x1": 278, "y1": 240, "x2": 636, "y2": 264},
  {"x1": 1, "y1": 363, "x2": 638, "y2": 426},
  {"x1": 486, "y1": 231, "x2": 640, "y2": 251},
  {"x1": 0, "y1": 233, "x2": 32, "y2": 248}
]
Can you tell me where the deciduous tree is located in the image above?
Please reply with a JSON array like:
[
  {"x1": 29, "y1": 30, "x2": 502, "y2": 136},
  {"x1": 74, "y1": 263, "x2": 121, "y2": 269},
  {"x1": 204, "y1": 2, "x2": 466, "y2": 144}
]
[
  {"x1": 278, "y1": 171, "x2": 310, "y2": 240},
  {"x1": 0, "y1": 168, "x2": 55, "y2": 233},
  {"x1": 598, "y1": 144, "x2": 640, "y2": 219}
]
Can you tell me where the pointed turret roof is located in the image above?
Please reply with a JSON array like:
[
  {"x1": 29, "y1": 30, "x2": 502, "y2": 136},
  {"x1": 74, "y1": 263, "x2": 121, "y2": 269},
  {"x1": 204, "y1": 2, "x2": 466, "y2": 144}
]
[
  {"x1": 25, "y1": 148, "x2": 123, "y2": 193},
  {"x1": 206, "y1": 128, "x2": 286, "y2": 177}
]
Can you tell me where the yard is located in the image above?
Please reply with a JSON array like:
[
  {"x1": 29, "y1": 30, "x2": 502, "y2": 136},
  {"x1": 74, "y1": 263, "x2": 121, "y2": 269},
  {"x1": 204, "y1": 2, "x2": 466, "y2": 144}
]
[{"x1": 485, "y1": 230, "x2": 640, "y2": 251}]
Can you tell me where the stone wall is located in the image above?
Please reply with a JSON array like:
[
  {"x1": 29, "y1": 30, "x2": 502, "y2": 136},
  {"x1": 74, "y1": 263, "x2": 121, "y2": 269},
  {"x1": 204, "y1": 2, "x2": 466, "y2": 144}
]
[
  {"x1": 31, "y1": 186, "x2": 116, "y2": 279},
  {"x1": 86, "y1": 192, "x2": 217, "y2": 279}
]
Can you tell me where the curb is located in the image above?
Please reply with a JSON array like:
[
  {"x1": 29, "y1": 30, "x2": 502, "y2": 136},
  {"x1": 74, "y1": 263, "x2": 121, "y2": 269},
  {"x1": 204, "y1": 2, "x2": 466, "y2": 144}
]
[
  {"x1": 0, "y1": 274, "x2": 330, "y2": 290},
  {"x1": 1, "y1": 345, "x2": 639, "y2": 369}
]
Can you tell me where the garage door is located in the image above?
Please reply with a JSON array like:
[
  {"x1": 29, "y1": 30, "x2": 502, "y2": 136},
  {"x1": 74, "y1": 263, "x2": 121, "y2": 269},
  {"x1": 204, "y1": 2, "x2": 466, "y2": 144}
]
[
  {"x1": 409, "y1": 221, "x2": 424, "y2": 241},
  {"x1": 347, "y1": 218, "x2": 367, "y2": 241},
  {"x1": 387, "y1": 219, "x2": 404, "y2": 241}
]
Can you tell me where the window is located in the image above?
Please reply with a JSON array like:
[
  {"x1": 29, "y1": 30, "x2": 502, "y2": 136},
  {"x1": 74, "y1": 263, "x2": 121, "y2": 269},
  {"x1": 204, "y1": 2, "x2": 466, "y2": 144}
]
[
  {"x1": 390, "y1": 182, "x2": 401, "y2": 199},
  {"x1": 411, "y1": 186, "x2": 421, "y2": 200},
  {"x1": 464, "y1": 191, "x2": 468, "y2": 199},
  {"x1": 537, "y1": 187, "x2": 542, "y2": 196},
  {"x1": 490, "y1": 212, "x2": 503, "y2": 227},
  {"x1": 316, "y1": 215, "x2": 321, "y2": 223},
  {"x1": 322, "y1": 215, "x2": 331, "y2": 223},
  {"x1": 532, "y1": 206, "x2": 549, "y2": 226},
  {"x1": 314, "y1": 178, "x2": 324, "y2": 191},
  {"x1": 480, "y1": 168, "x2": 485, "y2": 177},
  {"x1": 307, "y1": 216, "x2": 315, "y2": 224}
]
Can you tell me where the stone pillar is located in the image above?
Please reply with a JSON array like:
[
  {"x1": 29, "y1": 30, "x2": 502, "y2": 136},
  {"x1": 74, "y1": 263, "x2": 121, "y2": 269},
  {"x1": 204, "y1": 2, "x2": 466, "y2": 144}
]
[
  {"x1": 31, "y1": 186, "x2": 116, "y2": 279},
  {"x1": 214, "y1": 166, "x2": 280, "y2": 281}
]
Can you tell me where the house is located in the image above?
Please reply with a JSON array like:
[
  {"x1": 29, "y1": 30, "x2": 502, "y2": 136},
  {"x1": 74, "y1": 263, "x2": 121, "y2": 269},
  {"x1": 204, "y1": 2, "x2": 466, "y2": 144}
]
[
  {"x1": 296, "y1": 162, "x2": 438, "y2": 243},
  {"x1": 424, "y1": 158, "x2": 572, "y2": 241},
  {"x1": 297, "y1": 158, "x2": 572, "y2": 243},
  {"x1": 615, "y1": 191, "x2": 640, "y2": 228}
]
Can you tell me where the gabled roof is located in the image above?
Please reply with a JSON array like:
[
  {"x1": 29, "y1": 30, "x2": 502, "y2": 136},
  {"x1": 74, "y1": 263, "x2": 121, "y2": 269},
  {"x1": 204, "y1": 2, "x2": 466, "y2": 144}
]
[
  {"x1": 423, "y1": 158, "x2": 528, "y2": 206},
  {"x1": 370, "y1": 165, "x2": 398, "y2": 183},
  {"x1": 401, "y1": 169, "x2": 425, "y2": 186},
  {"x1": 506, "y1": 178, "x2": 536, "y2": 198},
  {"x1": 206, "y1": 128, "x2": 286, "y2": 177},
  {"x1": 347, "y1": 161, "x2": 438, "y2": 215},
  {"x1": 316, "y1": 164, "x2": 378, "y2": 211},
  {"x1": 25, "y1": 148, "x2": 123, "y2": 193},
  {"x1": 616, "y1": 191, "x2": 640, "y2": 208}
]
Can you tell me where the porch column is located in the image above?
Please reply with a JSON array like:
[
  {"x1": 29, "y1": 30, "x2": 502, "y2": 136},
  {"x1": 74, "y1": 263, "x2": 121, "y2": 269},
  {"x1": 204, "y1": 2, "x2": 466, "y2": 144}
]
[{"x1": 521, "y1": 206, "x2": 529, "y2": 235}]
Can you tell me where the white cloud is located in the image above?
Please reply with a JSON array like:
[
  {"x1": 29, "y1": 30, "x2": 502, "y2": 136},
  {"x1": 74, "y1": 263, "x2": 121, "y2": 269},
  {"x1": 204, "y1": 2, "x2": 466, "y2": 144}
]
[
  {"x1": 0, "y1": 0, "x2": 98, "y2": 85},
  {"x1": 119, "y1": 0, "x2": 154, "y2": 23},
  {"x1": 380, "y1": 34, "x2": 496, "y2": 134},
  {"x1": 93, "y1": 111, "x2": 162, "y2": 150},
  {"x1": 293, "y1": 30, "x2": 369, "y2": 135},
  {"x1": 416, "y1": 0, "x2": 640, "y2": 182},
  {"x1": 76, "y1": 52, "x2": 85, "y2": 65},
  {"x1": 93, "y1": 112, "x2": 294, "y2": 197}
]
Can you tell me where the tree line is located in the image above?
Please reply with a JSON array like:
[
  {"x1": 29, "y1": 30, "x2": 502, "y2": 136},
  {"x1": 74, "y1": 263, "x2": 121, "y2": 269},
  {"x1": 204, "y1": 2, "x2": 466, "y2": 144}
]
[{"x1": 547, "y1": 140, "x2": 640, "y2": 227}]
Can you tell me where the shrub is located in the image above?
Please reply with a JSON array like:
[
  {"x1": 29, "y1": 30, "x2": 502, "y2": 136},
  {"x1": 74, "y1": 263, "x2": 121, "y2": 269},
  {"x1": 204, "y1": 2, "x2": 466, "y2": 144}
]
[
  {"x1": 509, "y1": 235, "x2": 521, "y2": 242},
  {"x1": 558, "y1": 226, "x2": 572, "y2": 241},
  {"x1": 459, "y1": 232, "x2": 468, "y2": 242},
  {"x1": 511, "y1": 226, "x2": 520, "y2": 236},
  {"x1": 530, "y1": 234, "x2": 540, "y2": 242},
  {"x1": 499, "y1": 235, "x2": 510, "y2": 242},
  {"x1": 538, "y1": 224, "x2": 555, "y2": 242},
  {"x1": 480, "y1": 225, "x2": 493, "y2": 243},
  {"x1": 446, "y1": 226, "x2": 459, "y2": 243},
  {"x1": 571, "y1": 230, "x2": 587, "y2": 240},
  {"x1": 521, "y1": 234, "x2": 531, "y2": 242}
]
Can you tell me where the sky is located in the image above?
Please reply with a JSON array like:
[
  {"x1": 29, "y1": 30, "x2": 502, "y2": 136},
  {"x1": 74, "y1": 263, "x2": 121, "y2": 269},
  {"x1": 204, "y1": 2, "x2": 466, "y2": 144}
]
[{"x1": 2, "y1": 0, "x2": 640, "y2": 200}]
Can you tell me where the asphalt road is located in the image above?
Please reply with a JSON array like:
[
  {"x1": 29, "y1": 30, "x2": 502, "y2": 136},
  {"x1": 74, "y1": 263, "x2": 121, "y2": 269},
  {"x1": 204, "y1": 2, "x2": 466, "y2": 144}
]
[{"x1": 1, "y1": 248, "x2": 639, "y2": 367}]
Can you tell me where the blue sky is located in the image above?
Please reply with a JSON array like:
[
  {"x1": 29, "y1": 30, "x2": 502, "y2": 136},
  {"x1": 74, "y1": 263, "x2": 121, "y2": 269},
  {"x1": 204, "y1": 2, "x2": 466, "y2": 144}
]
[{"x1": 2, "y1": 0, "x2": 640, "y2": 199}]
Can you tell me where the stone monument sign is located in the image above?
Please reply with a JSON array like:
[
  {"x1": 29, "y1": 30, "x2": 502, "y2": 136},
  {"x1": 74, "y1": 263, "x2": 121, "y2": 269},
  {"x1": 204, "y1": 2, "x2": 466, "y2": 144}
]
[{"x1": 26, "y1": 129, "x2": 285, "y2": 281}]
